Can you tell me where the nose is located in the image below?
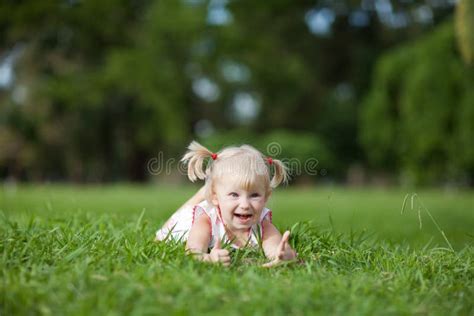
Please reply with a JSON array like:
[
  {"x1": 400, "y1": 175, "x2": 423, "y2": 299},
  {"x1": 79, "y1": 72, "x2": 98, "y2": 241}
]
[{"x1": 239, "y1": 197, "x2": 250, "y2": 209}]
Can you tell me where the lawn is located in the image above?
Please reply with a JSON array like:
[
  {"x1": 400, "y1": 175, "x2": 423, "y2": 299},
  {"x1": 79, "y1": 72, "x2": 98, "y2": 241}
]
[{"x1": 1, "y1": 184, "x2": 473, "y2": 315}]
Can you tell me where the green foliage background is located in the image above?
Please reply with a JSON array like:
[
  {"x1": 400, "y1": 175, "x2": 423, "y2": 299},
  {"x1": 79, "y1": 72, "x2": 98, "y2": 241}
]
[
  {"x1": 0, "y1": 0, "x2": 471, "y2": 185},
  {"x1": 360, "y1": 22, "x2": 474, "y2": 184}
]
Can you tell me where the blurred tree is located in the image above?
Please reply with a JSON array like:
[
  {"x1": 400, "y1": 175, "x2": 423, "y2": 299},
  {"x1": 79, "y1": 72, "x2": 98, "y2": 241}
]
[
  {"x1": 198, "y1": 0, "x2": 455, "y2": 180},
  {"x1": 0, "y1": 0, "x2": 461, "y2": 183},
  {"x1": 0, "y1": 0, "x2": 206, "y2": 181},
  {"x1": 98, "y1": 0, "x2": 208, "y2": 179},
  {"x1": 1, "y1": 0, "x2": 153, "y2": 180},
  {"x1": 360, "y1": 21, "x2": 474, "y2": 185},
  {"x1": 455, "y1": 0, "x2": 474, "y2": 65}
]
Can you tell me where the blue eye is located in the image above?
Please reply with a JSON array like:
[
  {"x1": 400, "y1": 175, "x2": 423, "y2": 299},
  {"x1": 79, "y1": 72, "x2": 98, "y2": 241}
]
[{"x1": 229, "y1": 192, "x2": 239, "y2": 197}]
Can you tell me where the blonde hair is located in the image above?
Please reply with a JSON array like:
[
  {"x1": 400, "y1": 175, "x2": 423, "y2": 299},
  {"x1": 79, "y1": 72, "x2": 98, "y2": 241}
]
[{"x1": 181, "y1": 141, "x2": 289, "y2": 202}]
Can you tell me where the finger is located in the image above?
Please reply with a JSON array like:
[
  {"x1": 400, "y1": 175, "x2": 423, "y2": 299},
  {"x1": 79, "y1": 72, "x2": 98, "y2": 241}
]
[
  {"x1": 215, "y1": 259, "x2": 229, "y2": 266},
  {"x1": 278, "y1": 231, "x2": 290, "y2": 253},
  {"x1": 217, "y1": 254, "x2": 230, "y2": 265},
  {"x1": 262, "y1": 259, "x2": 279, "y2": 268},
  {"x1": 261, "y1": 261, "x2": 273, "y2": 268},
  {"x1": 217, "y1": 249, "x2": 229, "y2": 256},
  {"x1": 210, "y1": 252, "x2": 220, "y2": 263},
  {"x1": 213, "y1": 237, "x2": 222, "y2": 250},
  {"x1": 218, "y1": 254, "x2": 230, "y2": 261}
]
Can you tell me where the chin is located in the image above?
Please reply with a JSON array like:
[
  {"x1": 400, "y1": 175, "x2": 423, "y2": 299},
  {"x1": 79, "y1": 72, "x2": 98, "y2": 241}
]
[{"x1": 233, "y1": 220, "x2": 257, "y2": 230}]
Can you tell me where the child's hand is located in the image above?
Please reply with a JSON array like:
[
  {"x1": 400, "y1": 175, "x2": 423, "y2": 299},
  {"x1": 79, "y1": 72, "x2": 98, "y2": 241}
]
[
  {"x1": 262, "y1": 231, "x2": 296, "y2": 268},
  {"x1": 208, "y1": 238, "x2": 231, "y2": 266}
]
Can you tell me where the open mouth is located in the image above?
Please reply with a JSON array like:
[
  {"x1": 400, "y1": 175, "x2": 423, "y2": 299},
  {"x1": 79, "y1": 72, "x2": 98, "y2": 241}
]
[{"x1": 234, "y1": 213, "x2": 253, "y2": 220}]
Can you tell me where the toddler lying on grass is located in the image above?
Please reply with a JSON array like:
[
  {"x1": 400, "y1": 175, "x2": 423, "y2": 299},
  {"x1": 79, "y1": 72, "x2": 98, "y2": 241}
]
[{"x1": 156, "y1": 141, "x2": 296, "y2": 267}]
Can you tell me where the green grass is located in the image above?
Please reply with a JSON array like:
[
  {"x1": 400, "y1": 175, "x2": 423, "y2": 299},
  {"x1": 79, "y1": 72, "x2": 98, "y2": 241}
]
[{"x1": 1, "y1": 184, "x2": 473, "y2": 315}]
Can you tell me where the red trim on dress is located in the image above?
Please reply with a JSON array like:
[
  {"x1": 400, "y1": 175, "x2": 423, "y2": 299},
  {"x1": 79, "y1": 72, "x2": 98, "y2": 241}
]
[
  {"x1": 192, "y1": 204, "x2": 211, "y2": 225},
  {"x1": 262, "y1": 210, "x2": 272, "y2": 239},
  {"x1": 216, "y1": 205, "x2": 223, "y2": 245},
  {"x1": 192, "y1": 205, "x2": 197, "y2": 225}
]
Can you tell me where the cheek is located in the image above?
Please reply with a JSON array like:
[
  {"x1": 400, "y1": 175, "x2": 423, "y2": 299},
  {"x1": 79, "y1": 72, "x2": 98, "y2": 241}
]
[
  {"x1": 221, "y1": 203, "x2": 235, "y2": 217},
  {"x1": 252, "y1": 199, "x2": 266, "y2": 210}
]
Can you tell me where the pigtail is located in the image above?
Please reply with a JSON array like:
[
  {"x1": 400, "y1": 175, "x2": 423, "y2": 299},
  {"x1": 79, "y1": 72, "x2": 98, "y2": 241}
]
[
  {"x1": 181, "y1": 141, "x2": 214, "y2": 182},
  {"x1": 269, "y1": 158, "x2": 289, "y2": 188}
]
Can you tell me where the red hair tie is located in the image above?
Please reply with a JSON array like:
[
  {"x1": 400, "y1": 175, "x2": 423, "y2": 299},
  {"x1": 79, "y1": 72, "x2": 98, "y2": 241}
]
[
  {"x1": 267, "y1": 157, "x2": 273, "y2": 165},
  {"x1": 211, "y1": 153, "x2": 218, "y2": 160}
]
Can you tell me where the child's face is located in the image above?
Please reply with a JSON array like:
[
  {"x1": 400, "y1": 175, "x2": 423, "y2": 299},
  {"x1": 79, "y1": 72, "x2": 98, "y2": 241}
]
[{"x1": 211, "y1": 178, "x2": 269, "y2": 232}]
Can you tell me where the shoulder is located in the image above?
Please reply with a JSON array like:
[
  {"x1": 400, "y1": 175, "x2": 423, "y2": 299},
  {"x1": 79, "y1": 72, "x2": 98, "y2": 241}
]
[
  {"x1": 259, "y1": 207, "x2": 273, "y2": 222},
  {"x1": 195, "y1": 200, "x2": 216, "y2": 214},
  {"x1": 193, "y1": 200, "x2": 217, "y2": 224},
  {"x1": 190, "y1": 201, "x2": 213, "y2": 233},
  {"x1": 197, "y1": 200, "x2": 209, "y2": 207}
]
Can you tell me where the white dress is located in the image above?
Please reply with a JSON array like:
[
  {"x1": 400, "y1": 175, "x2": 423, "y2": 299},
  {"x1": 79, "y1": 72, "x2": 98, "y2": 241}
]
[{"x1": 156, "y1": 200, "x2": 273, "y2": 249}]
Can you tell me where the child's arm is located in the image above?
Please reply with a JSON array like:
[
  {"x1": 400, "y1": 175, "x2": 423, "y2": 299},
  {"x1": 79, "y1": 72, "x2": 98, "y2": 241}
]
[
  {"x1": 261, "y1": 219, "x2": 297, "y2": 267},
  {"x1": 186, "y1": 214, "x2": 231, "y2": 266}
]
